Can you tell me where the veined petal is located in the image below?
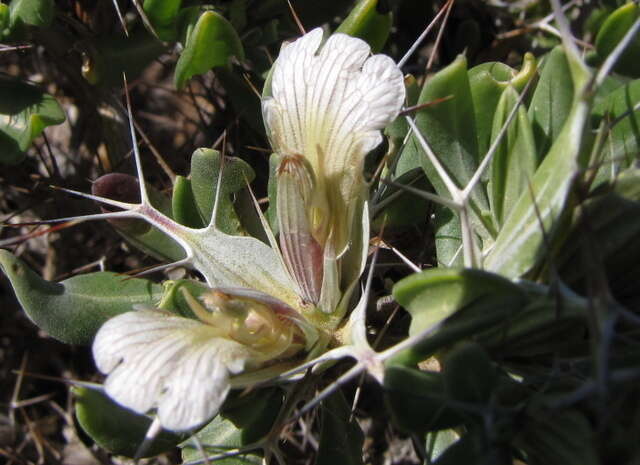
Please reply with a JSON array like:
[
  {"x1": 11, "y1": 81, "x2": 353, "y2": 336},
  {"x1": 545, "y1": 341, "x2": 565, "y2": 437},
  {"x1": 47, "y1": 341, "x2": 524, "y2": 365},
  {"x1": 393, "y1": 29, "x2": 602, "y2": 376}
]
[
  {"x1": 264, "y1": 29, "x2": 405, "y2": 165},
  {"x1": 263, "y1": 28, "x2": 405, "y2": 251},
  {"x1": 92, "y1": 310, "x2": 254, "y2": 431}
]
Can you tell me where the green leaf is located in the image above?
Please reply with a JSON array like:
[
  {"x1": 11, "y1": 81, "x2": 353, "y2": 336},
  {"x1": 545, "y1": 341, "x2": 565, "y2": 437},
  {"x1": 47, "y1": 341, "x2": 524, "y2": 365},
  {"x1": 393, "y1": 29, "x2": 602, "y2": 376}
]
[
  {"x1": 316, "y1": 390, "x2": 364, "y2": 465},
  {"x1": 0, "y1": 75, "x2": 65, "y2": 164},
  {"x1": 0, "y1": 250, "x2": 163, "y2": 345},
  {"x1": 442, "y1": 342, "x2": 495, "y2": 405},
  {"x1": 74, "y1": 386, "x2": 183, "y2": 458},
  {"x1": 174, "y1": 10, "x2": 244, "y2": 89},
  {"x1": 398, "y1": 55, "x2": 491, "y2": 265},
  {"x1": 189, "y1": 148, "x2": 255, "y2": 235},
  {"x1": 182, "y1": 416, "x2": 261, "y2": 464},
  {"x1": 390, "y1": 268, "x2": 527, "y2": 365},
  {"x1": 9, "y1": 0, "x2": 54, "y2": 28},
  {"x1": 488, "y1": 86, "x2": 538, "y2": 226},
  {"x1": 372, "y1": 169, "x2": 430, "y2": 230},
  {"x1": 384, "y1": 366, "x2": 465, "y2": 433},
  {"x1": 154, "y1": 278, "x2": 210, "y2": 318},
  {"x1": 484, "y1": 48, "x2": 593, "y2": 278},
  {"x1": 583, "y1": 5, "x2": 614, "y2": 37},
  {"x1": 591, "y1": 78, "x2": 640, "y2": 184},
  {"x1": 219, "y1": 388, "x2": 282, "y2": 443},
  {"x1": 594, "y1": 2, "x2": 640, "y2": 77},
  {"x1": 143, "y1": 0, "x2": 182, "y2": 41},
  {"x1": 468, "y1": 53, "x2": 537, "y2": 158},
  {"x1": 387, "y1": 75, "x2": 421, "y2": 172},
  {"x1": 393, "y1": 268, "x2": 526, "y2": 337},
  {"x1": 335, "y1": 0, "x2": 391, "y2": 53},
  {"x1": 426, "y1": 429, "x2": 460, "y2": 463},
  {"x1": 432, "y1": 205, "x2": 463, "y2": 268},
  {"x1": 181, "y1": 388, "x2": 282, "y2": 464},
  {"x1": 172, "y1": 175, "x2": 206, "y2": 228},
  {"x1": 403, "y1": 56, "x2": 481, "y2": 195},
  {"x1": 528, "y1": 47, "x2": 575, "y2": 159},
  {"x1": 476, "y1": 292, "x2": 588, "y2": 357}
]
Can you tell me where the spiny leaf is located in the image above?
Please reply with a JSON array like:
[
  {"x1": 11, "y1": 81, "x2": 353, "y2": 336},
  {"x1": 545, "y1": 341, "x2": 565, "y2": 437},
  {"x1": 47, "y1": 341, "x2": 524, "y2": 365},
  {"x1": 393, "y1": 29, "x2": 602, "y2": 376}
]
[
  {"x1": 188, "y1": 148, "x2": 255, "y2": 235},
  {"x1": 484, "y1": 47, "x2": 593, "y2": 278},
  {"x1": 488, "y1": 85, "x2": 538, "y2": 227}
]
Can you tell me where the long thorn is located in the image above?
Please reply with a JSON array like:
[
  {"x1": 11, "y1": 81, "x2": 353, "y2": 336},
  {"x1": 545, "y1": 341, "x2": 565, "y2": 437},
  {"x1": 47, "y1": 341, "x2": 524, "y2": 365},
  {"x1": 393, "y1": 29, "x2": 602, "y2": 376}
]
[
  {"x1": 0, "y1": 212, "x2": 140, "y2": 247},
  {"x1": 399, "y1": 96, "x2": 454, "y2": 116},
  {"x1": 296, "y1": 363, "x2": 364, "y2": 419},
  {"x1": 405, "y1": 116, "x2": 463, "y2": 202},
  {"x1": 379, "y1": 178, "x2": 461, "y2": 210},
  {"x1": 127, "y1": 257, "x2": 191, "y2": 279},
  {"x1": 549, "y1": 0, "x2": 583, "y2": 65},
  {"x1": 50, "y1": 185, "x2": 139, "y2": 210},
  {"x1": 389, "y1": 245, "x2": 421, "y2": 273},
  {"x1": 208, "y1": 141, "x2": 227, "y2": 230},
  {"x1": 131, "y1": 0, "x2": 160, "y2": 39},
  {"x1": 462, "y1": 76, "x2": 534, "y2": 199},
  {"x1": 133, "y1": 119, "x2": 176, "y2": 182},
  {"x1": 123, "y1": 74, "x2": 150, "y2": 205},
  {"x1": 286, "y1": 0, "x2": 306, "y2": 35},
  {"x1": 397, "y1": 0, "x2": 451, "y2": 68},
  {"x1": 110, "y1": 0, "x2": 129, "y2": 36},
  {"x1": 134, "y1": 417, "x2": 163, "y2": 461},
  {"x1": 426, "y1": 0, "x2": 454, "y2": 72}
]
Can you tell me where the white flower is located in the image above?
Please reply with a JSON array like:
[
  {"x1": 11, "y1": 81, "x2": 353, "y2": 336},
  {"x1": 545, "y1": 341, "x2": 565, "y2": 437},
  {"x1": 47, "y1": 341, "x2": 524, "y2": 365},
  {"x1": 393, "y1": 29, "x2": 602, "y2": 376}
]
[
  {"x1": 263, "y1": 27, "x2": 405, "y2": 308},
  {"x1": 91, "y1": 28, "x2": 405, "y2": 433},
  {"x1": 93, "y1": 309, "x2": 252, "y2": 431},
  {"x1": 93, "y1": 288, "x2": 304, "y2": 432}
]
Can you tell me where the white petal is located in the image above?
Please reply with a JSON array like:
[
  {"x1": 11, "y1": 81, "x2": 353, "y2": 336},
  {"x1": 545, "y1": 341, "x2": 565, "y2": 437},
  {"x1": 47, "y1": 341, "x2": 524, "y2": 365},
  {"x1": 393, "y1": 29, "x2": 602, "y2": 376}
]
[
  {"x1": 92, "y1": 310, "x2": 254, "y2": 431},
  {"x1": 265, "y1": 28, "x2": 404, "y2": 163},
  {"x1": 263, "y1": 28, "x2": 405, "y2": 250}
]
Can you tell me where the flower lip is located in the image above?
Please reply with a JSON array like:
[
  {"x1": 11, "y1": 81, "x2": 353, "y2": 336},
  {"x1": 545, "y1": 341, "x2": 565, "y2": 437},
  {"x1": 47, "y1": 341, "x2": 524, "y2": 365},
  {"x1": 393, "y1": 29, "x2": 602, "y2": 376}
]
[
  {"x1": 263, "y1": 27, "x2": 406, "y2": 159},
  {"x1": 92, "y1": 287, "x2": 309, "y2": 432},
  {"x1": 262, "y1": 27, "x2": 405, "y2": 254},
  {"x1": 92, "y1": 309, "x2": 254, "y2": 432}
]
